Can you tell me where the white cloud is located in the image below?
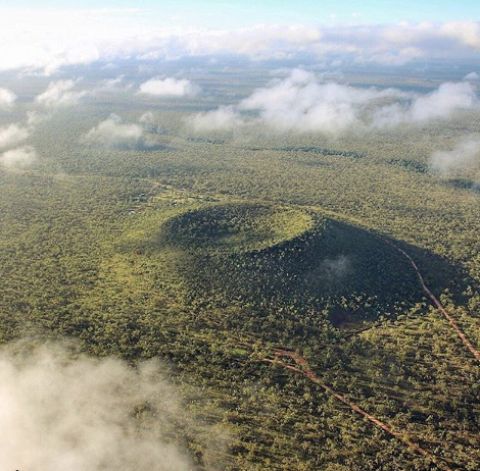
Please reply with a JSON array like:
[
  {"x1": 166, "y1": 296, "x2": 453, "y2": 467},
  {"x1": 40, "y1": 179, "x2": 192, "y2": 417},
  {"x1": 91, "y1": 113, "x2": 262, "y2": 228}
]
[
  {"x1": 0, "y1": 88, "x2": 17, "y2": 109},
  {"x1": 139, "y1": 111, "x2": 155, "y2": 125},
  {"x1": 441, "y1": 21, "x2": 480, "y2": 49},
  {"x1": 190, "y1": 70, "x2": 479, "y2": 135},
  {"x1": 139, "y1": 111, "x2": 164, "y2": 134},
  {"x1": 0, "y1": 146, "x2": 37, "y2": 169},
  {"x1": 0, "y1": 124, "x2": 30, "y2": 150},
  {"x1": 410, "y1": 81, "x2": 477, "y2": 121},
  {"x1": 101, "y1": 75, "x2": 125, "y2": 88},
  {"x1": 36, "y1": 80, "x2": 87, "y2": 108},
  {"x1": 237, "y1": 69, "x2": 399, "y2": 134},
  {"x1": 0, "y1": 342, "x2": 194, "y2": 471},
  {"x1": 81, "y1": 113, "x2": 161, "y2": 150},
  {"x1": 464, "y1": 71, "x2": 479, "y2": 81},
  {"x1": 95, "y1": 75, "x2": 133, "y2": 92},
  {"x1": 373, "y1": 81, "x2": 478, "y2": 127},
  {"x1": 138, "y1": 77, "x2": 200, "y2": 97},
  {"x1": 26, "y1": 110, "x2": 51, "y2": 127},
  {"x1": 430, "y1": 137, "x2": 480, "y2": 176},
  {"x1": 82, "y1": 114, "x2": 142, "y2": 149},
  {"x1": 189, "y1": 106, "x2": 244, "y2": 132}
]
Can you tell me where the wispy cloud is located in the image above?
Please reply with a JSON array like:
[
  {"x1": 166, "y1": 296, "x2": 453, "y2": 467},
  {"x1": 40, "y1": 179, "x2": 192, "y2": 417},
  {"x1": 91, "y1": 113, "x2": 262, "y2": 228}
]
[
  {"x1": 0, "y1": 124, "x2": 30, "y2": 150},
  {"x1": 372, "y1": 81, "x2": 478, "y2": 127},
  {"x1": 94, "y1": 75, "x2": 133, "y2": 93},
  {"x1": 0, "y1": 342, "x2": 195, "y2": 471},
  {"x1": 464, "y1": 71, "x2": 479, "y2": 81},
  {"x1": 430, "y1": 137, "x2": 480, "y2": 176},
  {"x1": 138, "y1": 77, "x2": 200, "y2": 97},
  {"x1": 36, "y1": 80, "x2": 87, "y2": 108},
  {"x1": 0, "y1": 145, "x2": 37, "y2": 169},
  {"x1": 0, "y1": 88, "x2": 17, "y2": 109},
  {"x1": 320, "y1": 255, "x2": 352, "y2": 281},
  {"x1": 189, "y1": 106, "x2": 244, "y2": 132},
  {"x1": 139, "y1": 112, "x2": 163, "y2": 133},
  {"x1": 81, "y1": 114, "x2": 143, "y2": 149},
  {"x1": 81, "y1": 113, "x2": 163, "y2": 150}
]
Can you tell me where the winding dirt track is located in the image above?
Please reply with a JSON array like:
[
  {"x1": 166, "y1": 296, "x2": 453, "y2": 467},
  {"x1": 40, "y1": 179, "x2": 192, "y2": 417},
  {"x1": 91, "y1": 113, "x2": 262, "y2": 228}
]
[
  {"x1": 266, "y1": 349, "x2": 454, "y2": 471},
  {"x1": 263, "y1": 232, "x2": 480, "y2": 471},
  {"x1": 303, "y1": 202, "x2": 480, "y2": 362},
  {"x1": 381, "y1": 237, "x2": 480, "y2": 362}
]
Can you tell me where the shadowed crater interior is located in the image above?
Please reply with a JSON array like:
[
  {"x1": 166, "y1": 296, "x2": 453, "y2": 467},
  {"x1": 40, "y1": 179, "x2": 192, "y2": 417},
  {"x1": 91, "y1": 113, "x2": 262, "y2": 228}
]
[{"x1": 159, "y1": 203, "x2": 471, "y2": 325}]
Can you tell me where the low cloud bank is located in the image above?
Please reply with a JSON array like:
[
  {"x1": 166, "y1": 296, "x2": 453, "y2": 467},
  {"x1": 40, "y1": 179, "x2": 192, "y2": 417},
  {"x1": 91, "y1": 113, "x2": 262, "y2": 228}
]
[
  {"x1": 138, "y1": 77, "x2": 200, "y2": 97},
  {"x1": 190, "y1": 69, "x2": 479, "y2": 135},
  {"x1": 3, "y1": 11, "x2": 480, "y2": 73},
  {"x1": 0, "y1": 342, "x2": 195, "y2": 471},
  {"x1": 430, "y1": 137, "x2": 480, "y2": 176}
]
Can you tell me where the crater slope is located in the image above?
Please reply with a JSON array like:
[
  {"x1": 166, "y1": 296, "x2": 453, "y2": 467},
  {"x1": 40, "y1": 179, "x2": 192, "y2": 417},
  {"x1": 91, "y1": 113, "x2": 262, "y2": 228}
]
[{"x1": 159, "y1": 203, "x2": 462, "y2": 325}]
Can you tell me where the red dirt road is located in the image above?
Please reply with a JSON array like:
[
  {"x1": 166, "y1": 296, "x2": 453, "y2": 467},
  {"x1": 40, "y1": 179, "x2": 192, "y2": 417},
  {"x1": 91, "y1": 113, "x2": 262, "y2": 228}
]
[
  {"x1": 382, "y1": 238, "x2": 480, "y2": 363},
  {"x1": 266, "y1": 349, "x2": 454, "y2": 471}
]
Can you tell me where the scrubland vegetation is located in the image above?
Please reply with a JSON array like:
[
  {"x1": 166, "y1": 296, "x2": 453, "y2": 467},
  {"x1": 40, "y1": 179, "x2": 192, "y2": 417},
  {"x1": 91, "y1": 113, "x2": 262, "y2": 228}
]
[{"x1": 1, "y1": 65, "x2": 479, "y2": 470}]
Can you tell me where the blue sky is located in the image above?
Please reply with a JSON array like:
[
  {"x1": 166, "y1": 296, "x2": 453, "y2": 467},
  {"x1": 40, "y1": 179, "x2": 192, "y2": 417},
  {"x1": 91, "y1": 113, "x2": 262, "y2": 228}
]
[{"x1": 4, "y1": 0, "x2": 480, "y2": 27}]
